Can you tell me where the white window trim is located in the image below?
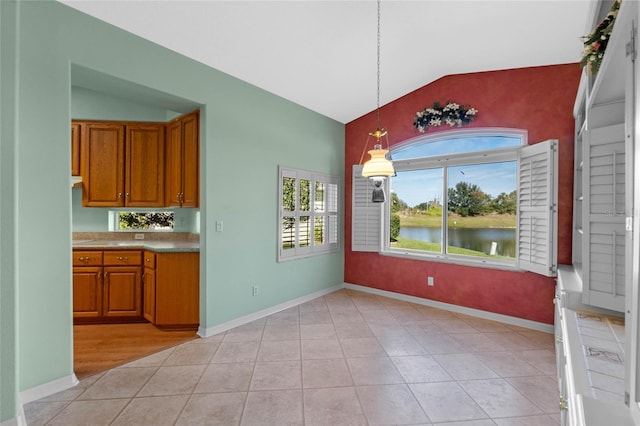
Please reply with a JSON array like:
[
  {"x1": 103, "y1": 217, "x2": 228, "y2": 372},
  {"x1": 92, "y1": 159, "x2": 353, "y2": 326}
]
[
  {"x1": 352, "y1": 132, "x2": 558, "y2": 277},
  {"x1": 384, "y1": 146, "x2": 520, "y2": 270},
  {"x1": 278, "y1": 166, "x2": 339, "y2": 262}
]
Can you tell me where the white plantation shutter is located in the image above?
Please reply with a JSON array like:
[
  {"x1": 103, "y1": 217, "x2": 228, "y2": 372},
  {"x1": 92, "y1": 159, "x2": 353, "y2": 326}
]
[
  {"x1": 517, "y1": 140, "x2": 558, "y2": 276},
  {"x1": 327, "y1": 180, "x2": 339, "y2": 248},
  {"x1": 352, "y1": 165, "x2": 383, "y2": 252},
  {"x1": 582, "y1": 124, "x2": 626, "y2": 311},
  {"x1": 278, "y1": 166, "x2": 339, "y2": 262}
]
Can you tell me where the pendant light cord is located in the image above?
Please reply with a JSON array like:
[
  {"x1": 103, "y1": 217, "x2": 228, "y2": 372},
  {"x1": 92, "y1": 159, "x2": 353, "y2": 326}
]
[
  {"x1": 359, "y1": 0, "x2": 384, "y2": 166},
  {"x1": 375, "y1": 0, "x2": 381, "y2": 131}
]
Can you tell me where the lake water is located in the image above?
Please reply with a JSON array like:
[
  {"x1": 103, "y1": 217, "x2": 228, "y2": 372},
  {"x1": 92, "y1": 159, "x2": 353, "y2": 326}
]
[{"x1": 399, "y1": 226, "x2": 516, "y2": 257}]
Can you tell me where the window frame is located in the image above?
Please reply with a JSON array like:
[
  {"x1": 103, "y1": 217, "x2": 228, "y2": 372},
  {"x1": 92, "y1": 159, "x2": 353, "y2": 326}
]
[
  {"x1": 278, "y1": 166, "x2": 339, "y2": 262},
  {"x1": 351, "y1": 129, "x2": 558, "y2": 277},
  {"x1": 384, "y1": 146, "x2": 520, "y2": 270}
]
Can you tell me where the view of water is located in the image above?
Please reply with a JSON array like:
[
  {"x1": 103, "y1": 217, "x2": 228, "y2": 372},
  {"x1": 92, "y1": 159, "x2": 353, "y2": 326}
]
[{"x1": 399, "y1": 226, "x2": 516, "y2": 257}]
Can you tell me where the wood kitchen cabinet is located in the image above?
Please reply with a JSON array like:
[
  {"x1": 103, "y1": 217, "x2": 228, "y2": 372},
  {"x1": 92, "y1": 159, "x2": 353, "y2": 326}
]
[
  {"x1": 126, "y1": 124, "x2": 165, "y2": 207},
  {"x1": 73, "y1": 250, "x2": 144, "y2": 323},
  {"x1": 78, "y1": 121, "x2": 165, "y2": 207},
  {"x1": 166, "y1": 110, "x2": 199, "y2": 207},
  {"x1": 143, "y1": 250, "x2": 199, "y2": 329},
  {"x1": 71, "y1": 122, "x2": 81, "y2": 176},
  {"x1": 142, "y1": 251, "x2": 156, "y2": 323},
  {"x1": 81, "y1": 122, "x2": 125, "y2": 207}
]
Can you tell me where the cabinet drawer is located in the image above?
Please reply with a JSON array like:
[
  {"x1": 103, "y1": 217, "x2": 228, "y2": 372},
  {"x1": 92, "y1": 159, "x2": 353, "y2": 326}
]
[
  {"x1": 73, "y1": 251, "x2": 103, "y2": 266},
  {"x1": 143, "y1": 251, "x2": 156, "y2": 269},
  {"x1": 103, "y1": 250, "x2": 142, "y2": 266}
]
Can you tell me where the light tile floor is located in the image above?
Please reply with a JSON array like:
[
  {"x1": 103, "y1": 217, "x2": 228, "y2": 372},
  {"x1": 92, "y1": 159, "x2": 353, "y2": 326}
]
[{"x1": 25, "y1": 289, "x2": 560, "y2": 425}]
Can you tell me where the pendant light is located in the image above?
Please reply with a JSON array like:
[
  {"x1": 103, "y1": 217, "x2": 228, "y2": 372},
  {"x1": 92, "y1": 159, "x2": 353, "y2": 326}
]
[{"x1": 360, "y1": 0, "x2": 394, "y2": 203}]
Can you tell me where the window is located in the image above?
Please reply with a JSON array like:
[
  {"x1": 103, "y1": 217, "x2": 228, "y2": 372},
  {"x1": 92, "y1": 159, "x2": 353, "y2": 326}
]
[
  {"x1": 352, "y1": 129, "x2": 558, "y2": 276},
  {"x1": 278, "y1": 166, "x2": 339, "y2": 261},
  {"x1": 111, "y1": 211, "x2": 174, "y2": 231}
]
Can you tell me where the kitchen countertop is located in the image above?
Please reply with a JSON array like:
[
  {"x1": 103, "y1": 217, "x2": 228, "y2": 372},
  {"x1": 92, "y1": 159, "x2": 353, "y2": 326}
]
[{"x1": 73, "y1": 239, "x2": 199, "y2": 252}]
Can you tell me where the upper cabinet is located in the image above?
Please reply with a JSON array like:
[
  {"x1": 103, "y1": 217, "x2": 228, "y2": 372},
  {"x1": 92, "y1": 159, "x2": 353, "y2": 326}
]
[
  {"x1": 73, "y1": 110, "x2": 199, "y2": 208},
  {"x1": 125, "y1": 124, "x2": 165, "y2": 207},
  {"x1": 166, "y1": 111, "x2": 199, "y2": 207},
  {"x1": 80, "y1": 121, "x2": 126, "y2": 207},
  {"x1": 79, "y1": 121, "x2": 165, "y2": 207}
]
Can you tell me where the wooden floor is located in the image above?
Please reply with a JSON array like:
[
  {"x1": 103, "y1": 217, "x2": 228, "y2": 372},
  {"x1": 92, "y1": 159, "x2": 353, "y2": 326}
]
[{"x1": 74, "y1": 323, "x2": 197, "y2": 379}]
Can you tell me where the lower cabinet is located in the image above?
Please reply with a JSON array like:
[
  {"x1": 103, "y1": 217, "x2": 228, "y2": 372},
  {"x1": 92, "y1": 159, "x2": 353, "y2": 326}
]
[
  {"x1": 73, "y1": 248, "x2": 198, "y2": 328},
  {"x1": 73, "y1": 250, "x2": 143, "y2": 322},
  {"x1": 143, "y1": 250, "x2": 199, "y2": 329}
]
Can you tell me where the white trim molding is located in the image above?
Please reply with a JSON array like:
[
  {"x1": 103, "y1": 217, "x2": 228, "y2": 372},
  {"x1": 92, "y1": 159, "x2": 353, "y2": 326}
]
[
  {"x1": 19, "y1": 373, "x2": 79, "y2": 406},
  {"x1": 344, "y1": 283, "x2": 553, "y2": 333},
  {"x1": 198, "y1": 284, "x2": 345, "y2": 338}
]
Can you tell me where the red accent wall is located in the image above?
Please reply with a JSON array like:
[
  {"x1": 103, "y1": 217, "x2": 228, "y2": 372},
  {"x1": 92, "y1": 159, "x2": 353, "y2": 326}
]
[{"x1": 345, "y1": 63, "x2": 581, "y2": 324}]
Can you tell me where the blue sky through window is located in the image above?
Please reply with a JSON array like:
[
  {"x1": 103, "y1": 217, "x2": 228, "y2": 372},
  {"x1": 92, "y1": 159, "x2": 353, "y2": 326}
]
[{"x1": 390, "y1": 136, "x2": 521, "y2": 208}]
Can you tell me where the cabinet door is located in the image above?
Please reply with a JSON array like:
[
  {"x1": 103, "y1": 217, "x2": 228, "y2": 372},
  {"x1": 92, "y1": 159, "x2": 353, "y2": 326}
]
[
  {"x1": 82, "y1": 122, "x2": 125, "y2": 207},
  {"x1": 71, "y1": 122, "x2": 81, "y2": 176},
  {"x1": 73, "y1": 266, "x2": 102, "y2": 318},
  {"x1": 582, "y1": 124, "x2": 626, "y2": 312},
  {"x1": 126, "y1": 124, "x2": 165, "y2": 207},
  {"x1": 155, "y1": 252, "x2": 199, "y2": 327},
  {"x1": 103, "y1": 266, "x2": 142, "y2": 317},
  {"x1": 165, "y1": 120, "x2": 183, "y2": 207},
  {"x1": 181, "y1": 111, "x2": 199, "y2": 208},
  {"x1": 143, "y1": 267, "x2": 156, "y2": 323},
  {"x1": 165, "y1": 112, "x2": 199, "y2": 207}
]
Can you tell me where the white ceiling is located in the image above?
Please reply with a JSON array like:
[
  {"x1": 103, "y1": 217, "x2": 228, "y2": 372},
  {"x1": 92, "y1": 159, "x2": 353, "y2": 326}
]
[{"x1": 58, "y1": 0, "x2": 592, "y2": 124}]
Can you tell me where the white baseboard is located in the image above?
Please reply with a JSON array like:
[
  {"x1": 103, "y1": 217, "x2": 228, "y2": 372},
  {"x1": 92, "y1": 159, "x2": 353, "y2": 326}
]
[
  {"x1": 0, "y1": 413, "x2": 19, "y2": 426},
  {"x1": 19, "y1": 373, "x2": 79, "y2": 406},
  {"x1": 198, "y1": 283, "x2": 345, "y2": 338},
  {"x1": 344, "y1": 283, "x2": 553, "y2": 333}
]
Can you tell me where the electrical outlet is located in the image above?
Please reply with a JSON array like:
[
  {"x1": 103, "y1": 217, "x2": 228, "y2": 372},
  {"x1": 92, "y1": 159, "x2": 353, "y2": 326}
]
[
  {"x1": 252, "y1": 285, "x2": 259, "y2": 296},
  {"x1": 134, "y1": 233, "x2": 145, "y2": 240},
  {"x1": 427, "y1": 276, "x2": 434, "y2": 286}
]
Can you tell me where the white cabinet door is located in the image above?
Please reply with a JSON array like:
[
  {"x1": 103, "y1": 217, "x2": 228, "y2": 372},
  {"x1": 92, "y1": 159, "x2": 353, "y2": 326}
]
[{"x1": 582, "y1": 123, "x2": 626, "y2": 312}]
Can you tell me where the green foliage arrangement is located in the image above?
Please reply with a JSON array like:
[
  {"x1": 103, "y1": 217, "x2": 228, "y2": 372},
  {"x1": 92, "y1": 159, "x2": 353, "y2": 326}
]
[
  {"x1": 413, "y1": 101, "x2": 478, "y2": 133},
  {"x1": 390, "y1": 214, "x2": 400, "y2": 242},
  {"x1": 580, "y1": 0, "x2": 621, "y2": 76}
]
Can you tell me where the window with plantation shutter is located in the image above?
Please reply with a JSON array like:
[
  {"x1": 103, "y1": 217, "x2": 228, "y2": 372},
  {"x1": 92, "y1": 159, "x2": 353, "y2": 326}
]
[
  {"x1": 516, "y1": 140, "x2": 558, "y2": 276},
  {"x1": 581, "y1": 124, "x2": 626, "y2": 311},
  {"x1": 352, "y1": 165, "x2": 384, "y2": 252},
  {"x1": 278, "y1": 166, "x2": 339, "y2": 262},
  {"x1": 351, "y1": 134, "x2": 558, "y2": 277}
]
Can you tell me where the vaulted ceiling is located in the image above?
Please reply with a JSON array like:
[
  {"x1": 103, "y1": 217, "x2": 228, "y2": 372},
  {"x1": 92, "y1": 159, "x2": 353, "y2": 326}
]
[{"x1": 59, "y1": 1, "x2": 592, "y2": 123}]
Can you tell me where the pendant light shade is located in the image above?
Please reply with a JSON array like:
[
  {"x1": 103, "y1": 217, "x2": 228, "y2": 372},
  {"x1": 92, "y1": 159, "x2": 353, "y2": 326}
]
[{"x1": 362, "y1": 143, "x2": 394, "y2": 178}]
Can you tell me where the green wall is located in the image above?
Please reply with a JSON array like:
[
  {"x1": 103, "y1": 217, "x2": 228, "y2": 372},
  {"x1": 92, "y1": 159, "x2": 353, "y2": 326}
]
[
  {"x1": 0, "y1": 1, "x2": 18, "y2": 422},
  {"x1": 0, "y1": 0, "x2": 344, "y2": 420},
  {"x1": 71, "y1": 86, "x2": 171, "y2": 122}
]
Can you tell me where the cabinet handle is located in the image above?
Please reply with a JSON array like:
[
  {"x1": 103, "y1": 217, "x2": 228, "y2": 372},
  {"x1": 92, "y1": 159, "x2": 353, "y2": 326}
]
[
  {"x1": 126, "y1": 193, "x2": 129, "y2": 199},
  {"x1": 117, "y1": 192, "x2": 123, "y2": 199}
]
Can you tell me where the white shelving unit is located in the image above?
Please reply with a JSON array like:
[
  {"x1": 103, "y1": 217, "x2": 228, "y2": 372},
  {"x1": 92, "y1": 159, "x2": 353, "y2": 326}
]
[{"x1": 558, "y1": 0, "x2": 639, "y2": 424}]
